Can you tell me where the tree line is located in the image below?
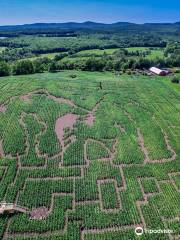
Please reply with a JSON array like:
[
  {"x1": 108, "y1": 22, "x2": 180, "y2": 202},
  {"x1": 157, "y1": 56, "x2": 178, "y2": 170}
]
[{"x1": 0, "y1": 47, "x2": 179, "y2": 77}]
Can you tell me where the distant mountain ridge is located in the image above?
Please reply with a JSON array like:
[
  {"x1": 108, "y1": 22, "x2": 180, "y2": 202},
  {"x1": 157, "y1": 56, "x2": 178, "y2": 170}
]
[
  {"x1": 0, "y1": 21, "x2": 179, "y2": 31},
  {"x1": 0, "y1": 21, "x2": 134, "y2": 30}
]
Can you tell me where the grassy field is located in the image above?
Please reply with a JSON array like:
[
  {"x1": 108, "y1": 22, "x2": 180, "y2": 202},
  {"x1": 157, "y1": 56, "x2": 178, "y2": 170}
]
[
  {"x1": 62, "y1": 56, "x2": 100, "y2": 64},
  {"x1": 60, "y1": 47, "x2": 165, "y2": 64},
  {"x1": 27, "y1": 52, "x2": 61, "y2": 61},
  {"x1": 75, "y1": 48, "x2": 118, "y2": 56},
  {"x1": 27, "y1": 48, "x2": 119, "y2": 61},
  {"x1": 126, "y1": 47, "x2": 165, "y2": 60},
  {"x1": 0, "y1": 71, "x2": 179, "y2": 239},
  {"x1": 21, "y1": 47, "x2": 165, "y2": 63},
  {"x1": 147, "y1": 49, "x2": 164, "y2": 60}
]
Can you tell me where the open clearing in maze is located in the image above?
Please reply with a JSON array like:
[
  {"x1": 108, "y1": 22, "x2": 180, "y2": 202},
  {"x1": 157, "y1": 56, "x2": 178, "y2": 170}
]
[{"x1": 0, "y1": 71, "x2": 179, "y2": 240}]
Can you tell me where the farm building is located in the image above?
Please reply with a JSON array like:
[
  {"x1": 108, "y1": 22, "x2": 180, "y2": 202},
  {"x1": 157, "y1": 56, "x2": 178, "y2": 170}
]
[{"x1": 149, "y1": 67, "x2": 169, "y2": 76}]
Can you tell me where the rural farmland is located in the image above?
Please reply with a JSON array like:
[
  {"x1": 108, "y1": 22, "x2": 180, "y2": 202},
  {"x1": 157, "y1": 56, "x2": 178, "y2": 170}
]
[
  {"x1": 0, "y1": 70, "x2": 179, "y2": 239},
  {"x1": 0, "y1": 5, "x2": 180, "y2": 238}
]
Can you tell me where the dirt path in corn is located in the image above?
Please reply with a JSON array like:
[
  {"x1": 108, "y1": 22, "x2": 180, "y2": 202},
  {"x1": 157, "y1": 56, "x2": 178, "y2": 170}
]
[
  {"x1": 85, "y1": 95, "x2": 106, "y2": 127},
  {"x1": 0, "y1": 104, "x2": 6, "y2": 113},
  {"x1": 137, "y1": 128, "x2": 149, "y2": 163},
  {"x1": 20, "y1": 93, "x2": 32, "y2": 101},
  {"x1": 137, "y1": 128, "x2": 176, "y2": 164},
  {"x1": 2, "y1": 93, "x2": 178, "y2": 239},
  {"x1": 20, "y1": 89, "x2": 106, "y2": 128},
  {"x1": 46, "y1": 93, "x2": 76, "y2": 108},
  {"x1": 20, "y1": 89, "x2": 76, "y2": 108},
  {"x1": 0, "y1": 140, "x2": 4, "y2": 157}
]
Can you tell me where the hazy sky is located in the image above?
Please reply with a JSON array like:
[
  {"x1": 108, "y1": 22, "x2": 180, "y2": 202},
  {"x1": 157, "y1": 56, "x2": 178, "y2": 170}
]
[{"x1": 0, "y1": 0, "x2": 179, "y2": 25}]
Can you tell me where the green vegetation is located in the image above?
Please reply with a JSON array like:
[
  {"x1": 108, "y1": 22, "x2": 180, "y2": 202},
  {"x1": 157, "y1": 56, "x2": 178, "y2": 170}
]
[
  {"x1": 0, "y1": 24, "x2": 179, "y2": 76},
  {"x1": 126, "y1": 47, "x2": 165, "y2": 60},
  {"x1": 13, "y1": 60, "x2": 35, "y2": 75},
  {"x1": 0, "y1": 22, "x2": 179, "y2": 239},
  {"x1": 0, "y1": 70, "x2": 179, "y2": 239},
  {"x1": 86, "y1": 140, "x2": 109, "y2": 160},
  {"x1": 0, "y1": 45, "x2": 179, "y2": 76},
  {"x1": 141, "y1": 178, "x2": 159, "y2": 194},
  {"x1": 0, "y1": 61, "x2": 10, "y2": 76},
  {"x1": 100, "y1": 181, "x2": 119, "y2": 209},
  {"x1": 171, "y1": 76, "x2": 180, "y2": 84},
  {"x1": 0, "y1": 47, "x2": 6, "y2": 53},
  {"x1": 75, "y1": 48, "x2": 118, "y2": 56}
]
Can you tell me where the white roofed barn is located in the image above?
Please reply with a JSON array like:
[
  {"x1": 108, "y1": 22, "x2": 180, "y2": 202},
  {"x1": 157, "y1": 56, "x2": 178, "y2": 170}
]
[{"x1": 149, "y1": 67, "x2": 169, "y2": 76}]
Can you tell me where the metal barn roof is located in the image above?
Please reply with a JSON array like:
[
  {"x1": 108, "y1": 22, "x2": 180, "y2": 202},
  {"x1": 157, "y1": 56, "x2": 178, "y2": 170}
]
[
  {"x1": 149, "y1": 67, "x2": 168, "y2": 75},
  {"x1": 149, "y1": 67, "x2": 164, "y2": 75}
]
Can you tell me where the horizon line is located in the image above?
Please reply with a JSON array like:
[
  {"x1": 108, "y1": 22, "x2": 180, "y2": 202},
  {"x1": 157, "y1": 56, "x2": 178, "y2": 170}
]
[{"x1": 0, "y1": 20, "x2": 179, "y2": 27}]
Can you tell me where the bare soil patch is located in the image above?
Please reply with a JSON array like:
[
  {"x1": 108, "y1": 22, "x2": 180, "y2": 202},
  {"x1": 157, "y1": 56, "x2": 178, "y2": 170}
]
[
  {"x1": 85, "y1": 101, "x2": 101, "y2": 127},
  {"x1": 30, "y1": 207, "x2": 49, "y2": 220},
  {"x1": 0, "y1": 141, "x2": 4, "y2": 157},
  {"x1": 55, "y1": 114, "x2": 78, "y2": 149},
  {"x1": 85, "y1": 113, "x2": 95, "y2": 127},
  {"x1": 0, "y1": 105, "x2": 6, "y2": 113},
  {"x1": 20, "y1": 93, "x2": 32, "y2": 101},
  {"x1": 137, "y1": 128, "x2": 149, "y2": 163}
]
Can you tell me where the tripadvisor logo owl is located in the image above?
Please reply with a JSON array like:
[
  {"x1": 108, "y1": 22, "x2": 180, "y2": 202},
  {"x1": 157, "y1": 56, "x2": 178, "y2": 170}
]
[
  {"x1": 135, "y1": 227, "x2": 144, "y2": 236},
  {"x1": 135, "y1": 226, "x2": 173, "y2": 236}
]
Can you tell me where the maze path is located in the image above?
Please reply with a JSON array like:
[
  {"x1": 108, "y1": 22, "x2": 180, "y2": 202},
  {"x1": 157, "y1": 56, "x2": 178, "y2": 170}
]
[
  {"x1": 137, "y1": 128, "x2": 176, "y2": 164},
  {"x1": 0, "y1": 88, "x2": 179, "y2": 240},
  {"x1": 97, "y1": 179, "x2": 122, "y2": 213}
]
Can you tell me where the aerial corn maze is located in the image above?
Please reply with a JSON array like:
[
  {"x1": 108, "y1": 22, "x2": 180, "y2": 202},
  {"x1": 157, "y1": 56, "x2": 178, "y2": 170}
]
[{"x1": 0, "y1": 71, "x2": 179, "y2": 240}]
